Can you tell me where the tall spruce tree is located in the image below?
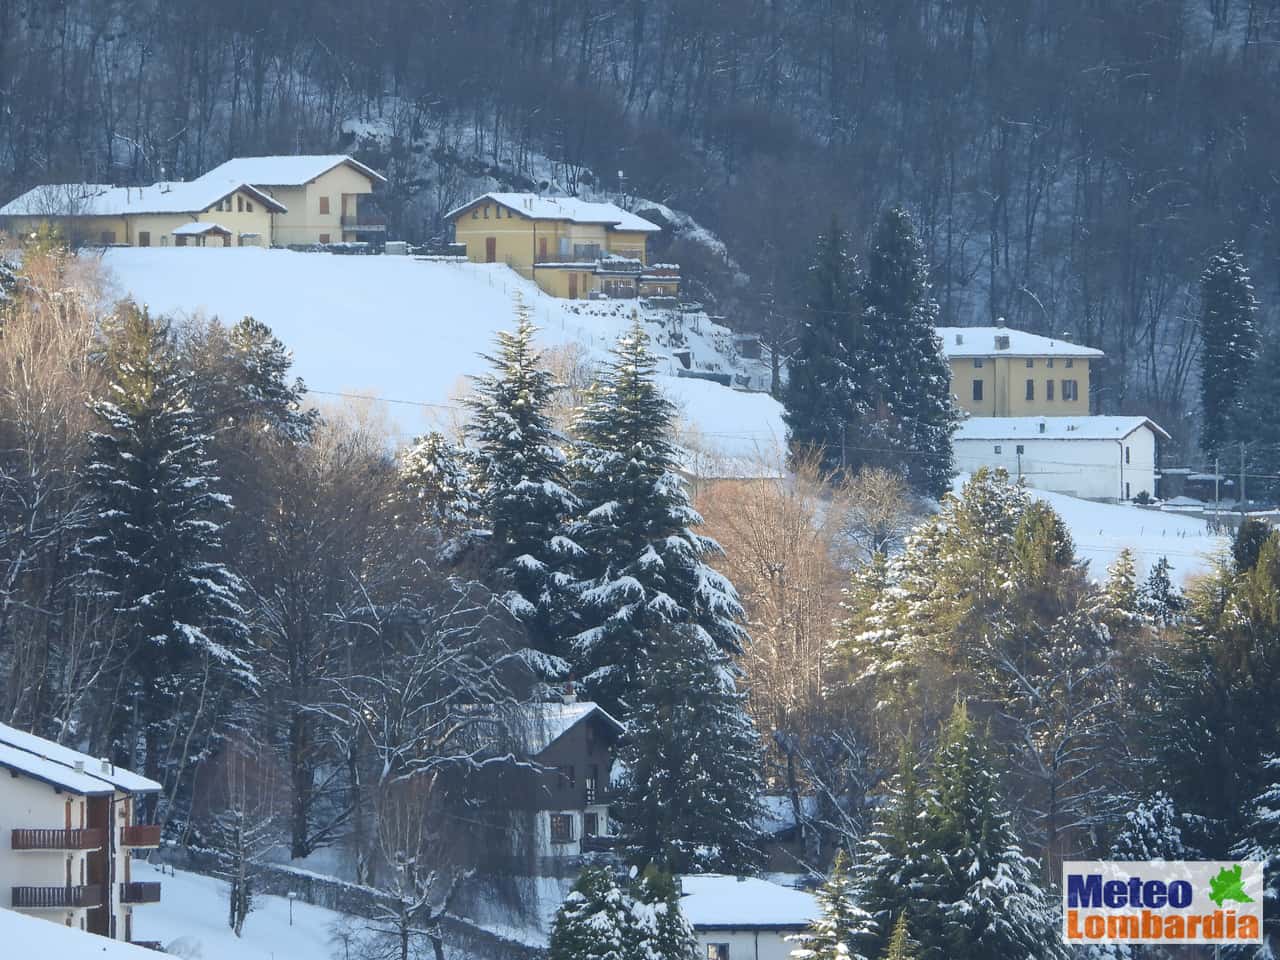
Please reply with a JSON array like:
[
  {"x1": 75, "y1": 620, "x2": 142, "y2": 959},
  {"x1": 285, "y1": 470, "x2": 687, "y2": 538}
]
[
  {"x1": 1237, "y1": 336, "x2": 1280, "y2": 503},
  {"x1": 466, "y1": 310, "x2": 582, "y2": 666},
  {"x1": 882, "y1": 913, "x2": 915, "y2": 960},
  {"x1": 789, "y1": 850, "x2": 874, "y2": 960},
  {"x1": 613, "y1": 624, "x2": 763, "y2": 874},
  {"x1": 1108, "y1": 792, "x2": 1186, "y2": 861},
  {"x1": 907, "y1": 706, "x2": 1060, "y2": 960},
  {"x1": 79, "y1": 302, "x2": 252, "y2": 792},
  {"x1": 1234, "y1": 757, "x2": 1280, "y2": 946},
  {"x1": 549, "y1": 867, "x2": 636, "y2": 960},
  {"x1": 633, "y1": 867, "x2": 700, "y2": 960},
  {"x1": 855, "y1": 208, "x2": 957, "y2": 497},
  {"x1": 784, "y1": 218, "x2": 864, "y2": 472},
  {"x1": 1197, "y1": 241, "x2": 1259, "y2": 460},
  {"x1": 569, "y1": 319, "x2": 747, "y2": 715}
]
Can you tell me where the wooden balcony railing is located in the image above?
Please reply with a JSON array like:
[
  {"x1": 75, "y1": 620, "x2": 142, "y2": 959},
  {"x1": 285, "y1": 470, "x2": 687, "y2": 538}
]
[
  {"x1": 120, "y1": 824, "x2": 162, "y2": 848},
  {"x1": 11, "y1": 828, "x2": 105, "y2": 851},
  {"x1": 340, "y1": 213, "x2": 387, "y2": 231},
  {"x1": 119, "y1": 882, "x2": 161, "y2": 904},
  {"x1": 12, "y1": 884, "x2": 103, "y2": 909}
]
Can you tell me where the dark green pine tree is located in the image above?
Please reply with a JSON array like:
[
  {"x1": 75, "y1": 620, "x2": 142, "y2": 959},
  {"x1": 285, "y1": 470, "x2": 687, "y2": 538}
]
[
  {"x1": 882, "y1": 913, "x2": 916, "y2": 960},
  {"x1": 1234, "y1": 757, "x2": 1280, "y2": 946},
  {"x1": 466, "y1": 308, "x2": 582, "y2": 668},
  {"x1": 1108, "y1": 792, "x2": 1187, "y2": 861},
  {"x1": 398, "y1": 430, "x2": 480, "y2": 537},
  {"x1": 1198, "y1": 241, "x2": 1259, "y2": 460},
  {"x1": 613, "y1": 625, "x2": 763, "y2": 875},
  {"x1": 548, "y1": 867, "x2": 636, "y2": 960},
  {"x1": 1139, "y1": 556, "x2": 1184, "y2": 627},
  {"x1": 1237, "y1": 336, "x2": 1280, "y2": 503},
  {"x1": 80, "y1": 302, "x2": 252, "y2": 788},
  {"x1": 784, "y1": 217, "x2": 864, "y2": 472},
  {"x1": 569, "y1": 319, "x2": 747, "y2": 716},
  {"x1": 856, "y1": 207, "x2": 957, "y2": 498},
  {"x1": 223, "y1": 316, "x2": 319, "y2": 441},
  {"x1": 789, "y1": 850, "x2": 875, "y2": 960},
  {"x1": 912, "y1": 705, "x2": 1060, "y2": 960},
  {"x1": 1153, "y1": 533, "x2": 1280, "y2": 857}
]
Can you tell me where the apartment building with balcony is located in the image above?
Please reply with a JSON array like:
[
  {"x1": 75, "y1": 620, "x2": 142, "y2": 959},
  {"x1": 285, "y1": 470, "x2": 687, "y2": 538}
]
[
  {"x1": 0, "y1": 724, "x2": 162, "y2": 944},
  {"x1": 448, "y1": 192, "x2": 679, "y2": 299}
]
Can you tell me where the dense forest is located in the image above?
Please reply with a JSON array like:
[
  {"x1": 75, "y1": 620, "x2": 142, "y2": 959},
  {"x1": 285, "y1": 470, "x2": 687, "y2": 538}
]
[{"x1": 4, "y1": 0, "x2": 1280, "y2": 453}]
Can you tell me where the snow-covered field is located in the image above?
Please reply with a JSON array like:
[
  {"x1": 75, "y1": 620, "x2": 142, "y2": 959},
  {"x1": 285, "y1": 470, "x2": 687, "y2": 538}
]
[
  {"x1": 2, "y1": 905, "x2": 158, "y2": 958},
  {"x1": 131, "y1": 861, "x2": 345, "y2": 960},
  {"x1": 957, "y1": 479, "x2": 1227, "y2": 584},
  {"x1": 99, "y1": 248, "x2": 785, "y2": 464}
]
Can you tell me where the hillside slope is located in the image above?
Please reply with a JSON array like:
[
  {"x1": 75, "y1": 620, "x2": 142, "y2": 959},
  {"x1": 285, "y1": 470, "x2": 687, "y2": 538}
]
[{"x1": 101, "y1": 248, "x2": 783, "y2": 467}]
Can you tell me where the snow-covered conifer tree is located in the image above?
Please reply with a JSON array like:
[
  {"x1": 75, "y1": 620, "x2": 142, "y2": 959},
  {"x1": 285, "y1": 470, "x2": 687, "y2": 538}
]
[
  {"x1": 855, "y1": 207, "x2": 957, "y2": 497},
  {"x1": 1198, "y1": 241, "x2": 1258, "y2": 459},
  {"x1": 633, "y1": 867, "x2": 699, "y2": 960},
  {"x1": 79, "y1": 301, "x2": 252, "y2": 795},
  {"x1": 1139, "y1": 557, "x2": 1184, "y2": 627},
  {"x1": 569, "y1": 318, "x2": 746, "y2": 715},
  {"x1": 881, "y1": 913, "x2": 915, "y2": 960},
  {"x1": 1109, "y1": 792, "x2": 1186, "y2": 861},
  {"x1": 399, "y1": 430, "x2": 479, "y2": 537},
  {"x1": 549, "y1": 867, "x2": 637, "y2": 960},
  {"x1": 789, "y1": 850, "x2": 874, "y2": 960},
  {"x1": 1234, "y1": 757, "x2": 1280, "y2": 947},
  {"x1": 466, "y1": 307, "x2": 581, "y2": 665},
  {"x1": 613, "y1": 624, "x2": 763, "y2": 874}
]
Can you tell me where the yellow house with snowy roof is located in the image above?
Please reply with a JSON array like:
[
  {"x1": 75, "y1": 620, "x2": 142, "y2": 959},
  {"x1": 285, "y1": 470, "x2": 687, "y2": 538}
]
[
  {"x1": 446, "y1": 192, "x2": 679, "y2": 299},
  {"x1": 937, "y1": 326, "x2": 1104, "y2": 417}
]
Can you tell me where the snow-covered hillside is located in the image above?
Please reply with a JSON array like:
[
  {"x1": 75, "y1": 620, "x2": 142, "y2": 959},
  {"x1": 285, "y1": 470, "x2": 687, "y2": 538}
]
[
  {"x1": 131, "y1": 861, "x2": 344, "y2": 960},
  {"x1": 100, "y1": 248, "x2": 783, "y2": 466},
  {"x1": 2, "y1": 906, "x2": 158, "y2": 958}
]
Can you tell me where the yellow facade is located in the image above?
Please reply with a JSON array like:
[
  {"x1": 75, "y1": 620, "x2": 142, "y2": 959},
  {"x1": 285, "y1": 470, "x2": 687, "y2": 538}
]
[
  {"x1": 259, "y1": 164, "x2": 375, "y2": 245},
  {"x1": 948, "y1": 354, "x2": 1091, "y2": 417},
  {"x1": 451, "y1": 200, "x2": 663, "y2": 300}
]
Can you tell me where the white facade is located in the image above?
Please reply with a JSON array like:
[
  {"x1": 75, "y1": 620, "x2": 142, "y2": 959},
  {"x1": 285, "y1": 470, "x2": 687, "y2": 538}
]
[
  {"x1": 680, "y1": 875, "x2": 818, "y2": 960},
  {"x1": 0, "y1": 724, "x2": 161, "y2": 942},
  {"x1": 954, "y1": 416, "x2": 1168, "y2": 502}
]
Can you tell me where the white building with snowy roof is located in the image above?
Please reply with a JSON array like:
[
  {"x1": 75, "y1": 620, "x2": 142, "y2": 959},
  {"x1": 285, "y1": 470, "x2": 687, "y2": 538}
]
[
  {"x1": 680, "y1": 874, "x2": 818, "y2": 960},
  {"x1": 954, "y1": 415, "x2": 1170, "y2": 502},
  {"x1": 936, "y1": 325, "x2": 1104, "y2": 418},
  {"x1": 0, "y1": 722, "x2": 162, "y2": 944}
]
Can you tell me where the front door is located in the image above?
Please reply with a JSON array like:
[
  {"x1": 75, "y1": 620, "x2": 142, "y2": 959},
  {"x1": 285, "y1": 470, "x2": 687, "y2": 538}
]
[
  {"x1": 568, "y1": 273, "x2": 578, "y2": 298},
  {"x1": 539, "y1": 237, "x2": 548, "y2": 260},
  {"x1": 485, "y1": 237, "x2": 496, "y2": 263}
]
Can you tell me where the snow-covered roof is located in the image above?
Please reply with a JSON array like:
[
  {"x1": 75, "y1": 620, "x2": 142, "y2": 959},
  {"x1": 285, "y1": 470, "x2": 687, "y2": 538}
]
[
  {"x1": 755, "y1": 794, "x2": 818, "y2": 836},
  {"x1": 198, "y1": 154, "x2": 386, "y2": 187},
  {"x1": 936, "y1": 326, "x2": 1104, "y2": 358},
  {"x1": 513, "y1": 700, "x2": 625, "y2": 756},
  {"x1": 0, "y1": 179, "x2": 286, "y2": 217},
  {"x1": 0, "y1": 741, "x2": 114, "y2": 795},
  {"x1": 680, "y1": 875, "x2": 819, "y2": 930},
  {"x1": 446, "y1": 193, "x2": 662, "y2": 232},
  {"x1": 0, "y1": 904, "x2": 161, "y2": 957},
  {"x1": 172, "y1": 221, "x2": 230, "y2": 236},
  {"x1": 0, "y1": 722, "x2": 163, "y2": 793},
  {"x1": 955, "y1": 416, "x2": 1171, "y2": 442}
]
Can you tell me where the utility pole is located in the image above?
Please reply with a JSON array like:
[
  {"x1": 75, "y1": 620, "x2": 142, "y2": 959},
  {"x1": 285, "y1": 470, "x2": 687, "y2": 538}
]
[
  {"x1": 1240, "y1": 440, "x2": 1247, "y2": 514},
  {"x1": 1017, "y1": 445, "x2": 1023, "y2": 482},
  {"x1": 1214, "y1": 457, "x2": 1221, "y2": 530}
]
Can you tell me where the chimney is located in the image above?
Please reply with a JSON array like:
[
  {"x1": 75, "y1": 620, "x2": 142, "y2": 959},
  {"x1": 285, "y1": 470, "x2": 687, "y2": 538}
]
[
  {"x1": 74, "y1": 760, "x2": 85, "y2": 773},
  {"x1": 955, "y1": 333, "x2": 964, "y2": 345},
  {"x1": 1039, "y1": 422, "x2": 1046, "y2": 434},
  {"x1": 562, "y1": 678, "x2": 577, "y2": 705},
  {"x1": 100, "y1": 758, "x2": 113, "y2": 775}
]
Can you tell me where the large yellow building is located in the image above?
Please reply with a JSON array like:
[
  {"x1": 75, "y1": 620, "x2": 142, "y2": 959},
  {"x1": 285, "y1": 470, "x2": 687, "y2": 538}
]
[
  {"x1": 447, "y1": 192, "x2": 678, "y2": 299},
  {"x1": 936, "y1": 326, "x2": 1103, "y2": 417},
  {"x1": 0, "y1": 179, "x2": 285, "y2": 247}
]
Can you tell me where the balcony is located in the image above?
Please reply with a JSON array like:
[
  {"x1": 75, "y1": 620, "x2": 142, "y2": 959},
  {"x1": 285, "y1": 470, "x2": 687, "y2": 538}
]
[
  {"x1": 580, "y1": 835, "x2": 619, "y2": 853},
  {"x1": 11, "y1": 828, "x2": 105, "y2": 851},
  {"x1": 120, "y1": 882, "x2": 161, "y2": 905},
  {"x1": 12, "y1": 884, "x2": 103, "y2": 909},
  {"x1": 340, "y1": 213, "x2": 387, "y2": 232},
  {"x1": 120, "y1": 824, "x2": 162, "y2": 848}
]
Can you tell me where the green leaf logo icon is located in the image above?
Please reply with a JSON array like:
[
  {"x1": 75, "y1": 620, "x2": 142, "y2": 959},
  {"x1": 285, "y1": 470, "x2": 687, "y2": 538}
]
[{"x1": 1207, "y1": 865, "x2": 1255, "y2": 907}]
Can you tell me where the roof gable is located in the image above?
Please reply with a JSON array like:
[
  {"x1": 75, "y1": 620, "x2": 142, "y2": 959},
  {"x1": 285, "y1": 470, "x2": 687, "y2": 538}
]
[
  {"x1": 0, "y1": 180, "x2": 286, "y2": 217},
  {"x1": 955, "y1": 415, "x2": 1171, "y2": 442},
  {"x1": 445, "y1": 193, "x2": 661, "y2": 232},
  {"x1": 0, "y1": 722, "x2": 162, "y2": 793},
  {"x1": 514, "y1": 701, "x2": 625, "y2": 756},
  {"x1": 199, "y1": 154, "x2": 386, "y2": 188}
]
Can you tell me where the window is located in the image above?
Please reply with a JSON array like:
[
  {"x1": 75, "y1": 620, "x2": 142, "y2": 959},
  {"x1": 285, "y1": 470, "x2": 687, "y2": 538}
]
[
  {"x1": 246, "y1": 200, "x2": 253, "y2": 212},
  {"x1": 549, "y1": 814, "x2": 574, "y2": 843},
  {"x1": 973, "y1": 358, "x2": 984, "y2": 368},
  {"x1": 472, "y1": 209, "x2": 479, "y2": 219},
  {"x1": 585, "y1": 765, "x2": 599, "y2": 802},
  {"x1": 1065, "y1": 358, "x2": 1074, "y2": 368},
  {"x1": 138, "y1": 231, "x2": 150, "y2": 247},
  {"x1": 1047, "y1": 358, "x2": 1055, "y2": 368},
  {"x1": 319, "y1": 196, "x2": 330, "y2": 215},
  {"x1": 319, "y1": 233, "x2": 330, "y2": 244},
  {"x1": 557, "y1": 765, "x2": 576, "y2": 789},
  {"x1": 1062, "y1": 379, "x2": 1079, "y2": 401},
  {"x1": 707, "y1": 944, "x2": 730, "y2": 960},
  {"x1": 483, "y1": 205, "x2": 489, "y2": 218},
  {"x1": 1125, "y1": 482, "x2": 1131, "y2": 500},
  {"x1": 237, "y1": 195, "x2": 244, "y2": 212},
  {"x1": 1125, "y1": 446, "x2": 1131, "y2": 464},
  {"x1": 994, "y1": 445, "x2": 1003, "y2": 454},
  {"x1": 972, "y1": 379, "x2": 984, "y2": 402},
  {"x1": 583, "y1": 812, "x2": 599, "y2": 837},
  {"x1": 101, "y1": 230, "x2": 116, "y2": 245},
  {"x1": 175, "y1": 235, "x2": 187, "y2": 247},
  {"x1": 1016, "y1": 444, "x2": 1025, "y2": 455},
  {"x1": 1046, "y1": 380, "x2": 1055, "y2": 401},
  {"x1": 1025, "y1": 379, "x2": 1035, "y2": 401},
  {"x1": 1026, "y1": 358, "x2": 1034, "y2": 368}
]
